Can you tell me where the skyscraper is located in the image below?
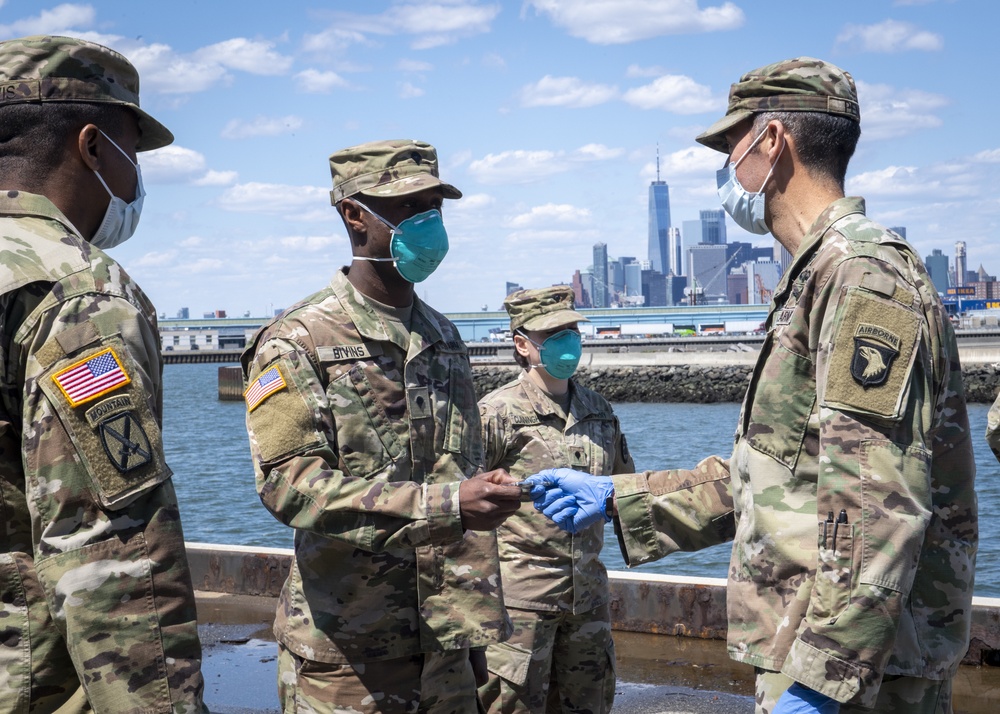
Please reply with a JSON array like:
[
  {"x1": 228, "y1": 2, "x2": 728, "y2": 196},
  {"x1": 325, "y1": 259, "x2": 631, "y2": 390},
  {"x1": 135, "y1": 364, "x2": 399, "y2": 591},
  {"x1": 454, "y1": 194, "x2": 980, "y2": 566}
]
[
  {"x1": 700, "y1": 209, "x2": 727, "y2": 245},
  {"x1": 667, "y1": 227, "x2": 682, "y2": 276},
  {"x1": 955, "y1": 241, "x2": 967, "y2": 288},
  {"x1": 925, "y1": 249, "x2": 950, "y2": 293},
  {"x1": 592, "y1": 242, "x2": 609, "y2": 308},
  {"x1": 647, "y1": 147, "x2": 671, "y2": 275}
]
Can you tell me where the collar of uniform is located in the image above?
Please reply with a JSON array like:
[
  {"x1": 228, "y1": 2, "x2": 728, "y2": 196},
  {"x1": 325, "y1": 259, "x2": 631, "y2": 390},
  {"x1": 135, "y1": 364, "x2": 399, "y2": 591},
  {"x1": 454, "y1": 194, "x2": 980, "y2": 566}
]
[
  {"x1": 329, "y1": 268, "x2": 446, "y2": 350},
  {"x1": 0, "y1": 190, "x2": 82, "y2": 238},
  {"x1": 771, "y1": 196, "x2": 865, "y2": 309},
  {"x1": 516, "y1": 372, "x2": 601, "y2": 426}
]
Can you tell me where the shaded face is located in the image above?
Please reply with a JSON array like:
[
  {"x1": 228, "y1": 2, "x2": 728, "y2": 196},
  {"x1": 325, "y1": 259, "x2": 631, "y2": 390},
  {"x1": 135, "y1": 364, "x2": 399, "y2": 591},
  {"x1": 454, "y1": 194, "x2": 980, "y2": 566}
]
[
  {"x1": 100, "y1": 113, "x2": 142, "y2": 203},
  {"x1": 723, "y1": 120, "x2": 770, "y2": 194},
  {"x1": 355, "y1": 187, "x2": 445, "y2": 257}
]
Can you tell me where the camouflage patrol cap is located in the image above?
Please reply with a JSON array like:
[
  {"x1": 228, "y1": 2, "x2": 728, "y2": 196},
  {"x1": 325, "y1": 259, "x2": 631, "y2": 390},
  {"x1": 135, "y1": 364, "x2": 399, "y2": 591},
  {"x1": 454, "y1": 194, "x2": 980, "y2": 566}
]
[
  {"x1": 329, "y1": 139, "x2": 462, "y2": 204},
  {"x1": 696, "y1": 57, "x2": 859, "y2": 154},
  {"x1": 0, "y1": 35, "x2": 173, "y2": 151},
  {"x1": 505, "y1": 286, "x2": 589, "y2": 333}
]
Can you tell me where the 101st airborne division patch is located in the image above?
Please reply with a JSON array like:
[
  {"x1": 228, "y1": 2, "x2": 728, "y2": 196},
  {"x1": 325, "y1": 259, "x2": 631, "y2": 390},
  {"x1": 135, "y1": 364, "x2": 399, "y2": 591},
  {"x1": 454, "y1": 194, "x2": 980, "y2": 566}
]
[{"x1": 851, "y1": 323, "x2": 900, "y2": 388}]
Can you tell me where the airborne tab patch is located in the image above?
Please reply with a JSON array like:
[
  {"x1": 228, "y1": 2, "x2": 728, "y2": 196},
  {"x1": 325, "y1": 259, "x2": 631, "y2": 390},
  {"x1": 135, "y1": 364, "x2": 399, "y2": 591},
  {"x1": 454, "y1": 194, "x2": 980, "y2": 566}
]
[
  {"x1": 52, "y1": 347, "x2": 131, "y2": 408},
  {"x1": 245, "y1": 366, "x2": 287, "y2": 412},
  {"x1": 851, "y1": 323, "x2": 900, "y2": 388}
]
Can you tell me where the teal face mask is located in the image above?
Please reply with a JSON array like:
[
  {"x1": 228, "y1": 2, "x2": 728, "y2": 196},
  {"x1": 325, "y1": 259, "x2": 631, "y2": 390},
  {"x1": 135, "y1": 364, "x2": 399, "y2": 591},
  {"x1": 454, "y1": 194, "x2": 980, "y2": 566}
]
[
  {"x1": 526, "y1": 329, "x2": 583, "y2": 379},
  {"x1": 351, "y1": 200, "x2": 450, "y2": 283}
]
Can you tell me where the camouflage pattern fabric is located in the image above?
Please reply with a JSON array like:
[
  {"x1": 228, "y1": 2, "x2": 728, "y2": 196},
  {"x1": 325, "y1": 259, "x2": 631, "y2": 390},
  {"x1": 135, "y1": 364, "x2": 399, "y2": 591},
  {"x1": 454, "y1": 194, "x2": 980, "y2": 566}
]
[
  {"x1": 0, "y1": 191, "x2": 206, "y2": 712},
  {"x1": 329, "y1": 140, "x2": 462, "y2": 203},
  {"x1": 755, "y1": 669, "x2": 952, "y2": 714},
  {"x1": 696, "y1": 56, "x2": 859, "y2": 154},
  {"x1": 614, "y1": 197, "x2": 977, "y2": 707},
  {"x1": 502, "y1": 287, "x2": 587, "y2": 334},
  {"x1": 277, "y1": 643, "x2": 484, "y2": 714},
  {"x1": 986, "y1": 391, "x2": 1000, "y2": 461},
  {"x1": 477, "y1": 374, "x2": 631, "y2": 713},
  {"x1": 242, "y1": 268, "x2": 510, "y2": 673},
  {"x1": 478, "y1": 604, "x2": 614, "y2": 714}
]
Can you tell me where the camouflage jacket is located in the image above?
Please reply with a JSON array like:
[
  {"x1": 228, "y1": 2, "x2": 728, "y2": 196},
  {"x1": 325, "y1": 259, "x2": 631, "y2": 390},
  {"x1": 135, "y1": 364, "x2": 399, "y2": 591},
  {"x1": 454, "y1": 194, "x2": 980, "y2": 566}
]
[
  {"x1": 614, "y1": 198, "x2": 977, "y2": 706},
  {"x1": 986, "y1": 392, "x2": 1000, "y2": 462},
  {"x1": 0, "y1": 192, "x2": 205, "y2": 712},
  {"x1": 242, "y1": 268, "x2": 509, "y2": 664},
  {"x1": 479, "y1": 374, "x2": 633, "y2": 614}
]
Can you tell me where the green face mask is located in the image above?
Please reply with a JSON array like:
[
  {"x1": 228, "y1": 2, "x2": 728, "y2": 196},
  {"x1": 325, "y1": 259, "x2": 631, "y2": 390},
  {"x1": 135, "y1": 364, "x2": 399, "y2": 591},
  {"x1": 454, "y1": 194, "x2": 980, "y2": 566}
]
[{"x1": 526, "y1": 329, "x2": 582, "y2": 379}]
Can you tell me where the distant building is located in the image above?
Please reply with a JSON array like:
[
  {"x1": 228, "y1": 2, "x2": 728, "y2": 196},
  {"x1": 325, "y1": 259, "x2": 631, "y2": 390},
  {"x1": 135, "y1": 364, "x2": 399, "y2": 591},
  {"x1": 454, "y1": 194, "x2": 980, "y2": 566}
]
[
  {"x1": 647, "y1": 150, "x2": 671, "y2": 275},
  {"x1": 925, "y1": 249, "x2": 950, "y2": 293},
  {"x1": 682, "y1": 219, "x2": 702, "y2": 270},
  {"x1": 955, "y1": 241, "x2": 967, "y2": 287},
  {"x1": 699, "y1": 209, "x2": 727, "y2": 245},
  {"x1": 592, "y1": 243, "x2": 609, "y2": 308},
  {"x1": 664, "y1": 273, "x2": 688, "y2": 307},
  {"x1": 889, "y1": 226, "x2": 907, "y2": 239},
  {"x1": 623, "y1": 261, "x2": 643, "y2": 303},
  {"x1": 571, "y1": 269, "x2": 591, "y2": 308},
  {"x1": 747, "y1": 260, "x2": 783, "y2": 304},
  {"x1": 176, "y1": 307, "x2": 189, "y2": 319},
  {"x1": 727, "y1": 271, "x2": 748, "y2": 305},
  {"x1": 667, "y1": 227, "x2": 683, "y2": 277},
  {"x1": 774, "y1": 240, "x2": 793, "y2": 273},
  {"x1": 726, "y1": 241, "x2": 754, "y2": 270},
  {"x1": 641, "y1": 269, "x2": 667, "y2": 307},
  {"x1": 505, "y1": 281, "x2": 523, "y2": 296},
  {"x1": 687, "y1": 244, "x2": 729, "y2": 302}
]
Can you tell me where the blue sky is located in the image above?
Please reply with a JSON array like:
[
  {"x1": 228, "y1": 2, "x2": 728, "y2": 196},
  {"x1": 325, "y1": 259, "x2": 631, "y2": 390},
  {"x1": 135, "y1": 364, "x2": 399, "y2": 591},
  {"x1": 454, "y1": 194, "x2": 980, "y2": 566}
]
[{"x1": 2, "y1": 0, "x2": 995, "y2": 316}]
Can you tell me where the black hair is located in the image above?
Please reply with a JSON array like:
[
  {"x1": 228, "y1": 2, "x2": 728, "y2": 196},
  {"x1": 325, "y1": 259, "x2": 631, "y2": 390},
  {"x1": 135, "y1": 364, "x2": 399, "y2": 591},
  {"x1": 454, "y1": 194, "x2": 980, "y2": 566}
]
[
  {"x1": 751, "y1": 111, "x2": 861, "y2": 191},
  {"x1": 0, "y1": 102, "x2": 126, "y2": 184}
]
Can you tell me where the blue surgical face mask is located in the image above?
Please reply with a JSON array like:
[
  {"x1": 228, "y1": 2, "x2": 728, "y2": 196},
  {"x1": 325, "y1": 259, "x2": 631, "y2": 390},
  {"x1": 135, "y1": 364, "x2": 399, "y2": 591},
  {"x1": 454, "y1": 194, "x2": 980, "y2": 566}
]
[
  {"x1": 716, "y1": 128, "x2": 784, "y2": 235},
  {"x1": 350, "y1": 199, "x2": 449, "y2": 283},
  {"x1": 525, "y1": 329, "x2": 583, "y2": 380}
]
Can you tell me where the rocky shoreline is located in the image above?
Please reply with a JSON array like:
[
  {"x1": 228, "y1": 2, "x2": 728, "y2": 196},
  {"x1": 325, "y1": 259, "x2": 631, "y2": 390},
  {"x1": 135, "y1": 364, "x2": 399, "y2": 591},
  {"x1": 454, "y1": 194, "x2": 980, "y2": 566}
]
[{"x1": 472, "y1": 364, "x2": 1000, "y2": 404}]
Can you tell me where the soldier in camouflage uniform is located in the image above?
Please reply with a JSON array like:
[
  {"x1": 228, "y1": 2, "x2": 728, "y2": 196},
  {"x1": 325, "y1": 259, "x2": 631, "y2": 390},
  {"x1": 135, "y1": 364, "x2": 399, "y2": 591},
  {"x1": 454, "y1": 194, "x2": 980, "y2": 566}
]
[
  {"x1": 986, "y1": 391, "x2": 1000, "y2": 462},
  {"x1": 529, "y1": 58, "x2": 977, "y2": 714},
  {"x1": 242, "y1": 139, "x2": 523, "y2": 713},
  {"x1": 476, "y1": 287, "x2": 633, "y2": 714},
  {"x1": 0, "y1": 36, "x2": 207, "y2": 712}
]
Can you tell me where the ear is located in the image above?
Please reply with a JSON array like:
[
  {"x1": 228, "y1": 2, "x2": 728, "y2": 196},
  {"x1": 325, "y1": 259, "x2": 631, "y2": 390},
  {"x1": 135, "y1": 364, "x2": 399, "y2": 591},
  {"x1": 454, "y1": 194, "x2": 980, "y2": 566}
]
[
  {"x1": 339, "y1": 199, "x2": 368, "y2": 237},
  {"x1": 512, "y1": 332, "x2": 531, "y2": 359},
  {"x1": 76, "y1": 124, "x2": 103, "y2": 172},
  {"x1": 762, "y1": 120, "x2": 786, "y2": 164}
]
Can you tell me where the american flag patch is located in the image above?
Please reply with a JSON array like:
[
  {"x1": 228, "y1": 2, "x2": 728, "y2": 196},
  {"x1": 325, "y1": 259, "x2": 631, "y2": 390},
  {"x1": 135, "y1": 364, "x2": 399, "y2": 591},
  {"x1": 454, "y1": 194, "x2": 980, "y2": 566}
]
[
  {"x1": 245, "y1": 366, "x2": 287, "y2": 412},
  {"x1": 52, "y1": 347, "x2": 131, "y2": 407}
]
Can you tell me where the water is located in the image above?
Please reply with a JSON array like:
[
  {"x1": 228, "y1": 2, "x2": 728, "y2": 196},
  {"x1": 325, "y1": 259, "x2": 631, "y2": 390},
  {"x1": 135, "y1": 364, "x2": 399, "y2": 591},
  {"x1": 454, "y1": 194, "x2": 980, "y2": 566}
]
[{"x1": 163, "y1": 363, "x2": 1000, "y2": 596}]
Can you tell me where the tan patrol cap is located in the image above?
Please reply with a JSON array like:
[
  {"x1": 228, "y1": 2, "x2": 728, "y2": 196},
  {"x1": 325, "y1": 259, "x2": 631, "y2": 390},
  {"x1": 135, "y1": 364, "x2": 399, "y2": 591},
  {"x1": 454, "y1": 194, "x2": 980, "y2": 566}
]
[
  {"x1": 505, "y1": 286, "x2": 589, "y2": 333},
  {"x1": 329, "y1": 139, "x2": 462, "y2": 204},
  {"x1": 0, "y1": 35, "x2": 173, "y2": 151},
  {"x1": 696, "y1": 57, "x2": 859, "y2": 154}
]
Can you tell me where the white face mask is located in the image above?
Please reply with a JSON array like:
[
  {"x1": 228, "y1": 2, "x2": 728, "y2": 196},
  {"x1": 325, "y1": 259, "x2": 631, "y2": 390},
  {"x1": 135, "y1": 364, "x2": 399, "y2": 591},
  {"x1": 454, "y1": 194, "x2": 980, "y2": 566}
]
[
  {"x1": 716, "y1": 127, "x2": 784, "y2": 235},
  {"x1": 90, "y1": 130, "x2": 144, "y2": 250}
]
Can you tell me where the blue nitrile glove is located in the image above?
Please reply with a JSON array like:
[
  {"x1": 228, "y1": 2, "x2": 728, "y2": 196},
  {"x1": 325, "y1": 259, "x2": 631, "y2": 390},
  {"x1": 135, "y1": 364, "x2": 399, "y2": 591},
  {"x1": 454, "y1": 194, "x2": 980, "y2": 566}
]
[
  {"x1": 524, "y1": 468, "x2": 614, "y2": 534},
  {"x1": 772, "y1": 683, "x2": 840, "y2": 714}
]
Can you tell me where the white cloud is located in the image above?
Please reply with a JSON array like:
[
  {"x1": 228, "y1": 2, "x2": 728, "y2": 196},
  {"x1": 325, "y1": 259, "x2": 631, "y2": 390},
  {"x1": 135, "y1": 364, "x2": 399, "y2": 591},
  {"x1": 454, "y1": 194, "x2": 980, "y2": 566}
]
[
  {"x1": 141, "y1": 145, "x2": 206, "y2": 183},
  {"x1": 133, "y1": 250, "x2": 177, "y2": 268},
  {"x1": 127, "y1": 43, "x2": 232, "y2": 94},
  {"x1": 279, "y1": 235, "x2": 344, "y2": 251},
  {"x1": 623, "y1": 74, "x2": 722, "y2": 114},
  {"x1": 650, "y1": 145, "x2": 721, "y2": 179},
  {"x1": 221, "y1": 115, "x2": 304, "y2": 140},
  {"x1": 193, "y1": 170, "x2": 239, "y2": 187},
  {"x1": 519, "y1": 75, "x2": 618, "y2": 108},
  {"x1": 467, "y1": 144, "x2": 622, "y2": 184},
  {"x1": 626, "y1": 64, "x2": 666, "y2": 78},
  {"x1": 399, "y1": 81, "x2": 425, "y2": 98},
  {"x1": 318, "y1": 2, "x2": 500, "y2": 51},
  {"x1": 216, "y1": 182, "x2": 330, "y2": 213},
  {"x1": 449, "y1": 193, "x2": 496, "y2": 213},
  {"x1": 507, "y1": 203, "x2": 592, "y2": 228},
  {"x1": 523, "y1": 0, "x2": 744, "y2": 44},
  {"x1": 189, "y1": 258, "x2": 225, "y2": 273},
  {"x1": 836, "y1": 19, "x2": 943, "y2": 53},
  {"x1": 0, "y1": 3, "x2": 95, "y2": 38},
  {"x1": 193, "y1": 38, "x2": 293, "y2": 75},
  {"x1": 398, "y1": 59, "x2": 434, "y2": 72},
  {"x1": 972, "y1": 149, "x2": 1000, "y2": 164},
  {"x1": 857, "y1": 81, "x2": 948, "y2": 140},
  {"x1": 179, "y1": 236, "x2": 203, "y2": 247},
  {"x1": 295, "y1": 68, "x2": 350, "y2": 93}
]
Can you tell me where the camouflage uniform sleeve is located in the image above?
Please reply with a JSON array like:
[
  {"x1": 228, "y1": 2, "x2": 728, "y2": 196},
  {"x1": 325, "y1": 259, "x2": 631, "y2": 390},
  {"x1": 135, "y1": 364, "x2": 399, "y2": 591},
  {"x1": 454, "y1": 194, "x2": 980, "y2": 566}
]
[
  {"x1": 611, "y1": 455, "x2": 734, "y2": 566},
  {"x1": 245, "y1": 336, "x2": 465, "y2": 551},
  {"x1": 987, "y1": 390, "x2": 1000, "y2": 462},
  {"x1": 786, "y1": 255, "x2": 944, "y2": 703},
  {"x1": 478, "y1": 400, "x2": 508, "y2": 472},
  {"x1": 610, "y1": 414, "x2": 635, "y2": 474},
  {"x1": 18, "y1": 293, "x2": 205, "y2": 713}
]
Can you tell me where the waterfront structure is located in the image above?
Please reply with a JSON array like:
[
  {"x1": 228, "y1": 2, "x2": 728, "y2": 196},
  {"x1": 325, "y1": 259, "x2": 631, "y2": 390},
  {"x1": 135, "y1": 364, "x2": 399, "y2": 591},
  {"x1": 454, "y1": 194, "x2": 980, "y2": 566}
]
[
  {"x1": 648, "y1": 150, "x2": 671, "y2": 275},
  {"x1": 593, "y1": 242, "x2": 609, "y2": 308},
  {"x1": 925, "y1": 249, "x2": 950, "y2": 293}
]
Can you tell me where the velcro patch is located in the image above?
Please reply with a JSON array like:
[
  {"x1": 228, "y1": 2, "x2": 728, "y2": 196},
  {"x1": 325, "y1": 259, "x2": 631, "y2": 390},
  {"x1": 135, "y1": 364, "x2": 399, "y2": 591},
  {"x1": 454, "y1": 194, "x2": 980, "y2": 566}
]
[
  {"x1": 318, "y1": 343, "x2": 383, "y2": 362},
  {"x1": 245, "y1": 365, "x2": 287, "y2": 412},
  {"x1": 99, "y1": 412, "x2": 153, "y2": 473},
  {"x1": 51, "y1": 347, "x2": 130, "y2": 407}
]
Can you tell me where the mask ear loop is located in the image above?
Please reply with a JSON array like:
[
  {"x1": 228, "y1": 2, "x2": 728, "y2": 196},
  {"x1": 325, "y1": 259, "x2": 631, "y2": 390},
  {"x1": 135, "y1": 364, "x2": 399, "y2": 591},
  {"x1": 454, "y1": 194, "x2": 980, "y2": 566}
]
[
  {"x1": 733, "y1": 126, "x2": 786, "y2": 194},
  {"x1": 349, "y1": 198, "x2": 399, "y2": 264}
]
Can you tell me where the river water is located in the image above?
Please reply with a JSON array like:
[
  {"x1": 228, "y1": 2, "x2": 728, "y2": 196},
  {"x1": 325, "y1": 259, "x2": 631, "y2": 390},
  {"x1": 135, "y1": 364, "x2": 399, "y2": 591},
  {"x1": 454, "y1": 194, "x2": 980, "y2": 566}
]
[{"x1": 163, "y1": 363, "x2": 999, "y2": 597}]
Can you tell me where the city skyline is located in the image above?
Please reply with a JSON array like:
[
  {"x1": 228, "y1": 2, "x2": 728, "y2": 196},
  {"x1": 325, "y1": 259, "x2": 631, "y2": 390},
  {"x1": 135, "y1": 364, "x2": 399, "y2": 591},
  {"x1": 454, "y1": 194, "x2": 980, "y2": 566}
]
[{"x1": 4, "y1": 1, "x2": 996, "y2": 317}]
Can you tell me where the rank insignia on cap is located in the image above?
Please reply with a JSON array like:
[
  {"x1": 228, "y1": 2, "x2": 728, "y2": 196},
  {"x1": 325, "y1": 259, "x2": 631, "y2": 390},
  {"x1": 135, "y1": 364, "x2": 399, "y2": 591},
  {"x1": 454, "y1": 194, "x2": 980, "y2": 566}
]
[
  {"x1": 99, "y1": 412, "x2": 152, "y2": 473},
  {"x1": 52, "y1": 347, "x2": 131, "y2": 407},
  {"x1": 850, "y1": 323, "x2": 901, "y2": 388},
  {"x1": 245, "y1": 365, "x2": 287, "y2": 412}
]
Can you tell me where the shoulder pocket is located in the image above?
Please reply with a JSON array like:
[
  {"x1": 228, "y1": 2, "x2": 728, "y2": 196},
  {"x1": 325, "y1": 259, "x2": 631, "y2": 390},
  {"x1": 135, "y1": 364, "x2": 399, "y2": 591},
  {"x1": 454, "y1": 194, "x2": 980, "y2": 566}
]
[
  {"x1": 822, "y1": 287, "x2": 921, "y2": 421},
  {"x1": 38, "y1": 336, "x2": 170, "y2": 510}
]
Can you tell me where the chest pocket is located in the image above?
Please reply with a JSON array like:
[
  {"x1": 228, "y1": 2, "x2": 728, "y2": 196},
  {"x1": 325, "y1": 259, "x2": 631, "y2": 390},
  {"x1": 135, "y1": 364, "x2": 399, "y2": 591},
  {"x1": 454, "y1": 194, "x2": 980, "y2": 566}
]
[
  {"x1": 326, "y1": 360, "x2": 406, "y2": 479},
  {"x1": 443, "y1": 359, "x2": 482, "y2": 471}
]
